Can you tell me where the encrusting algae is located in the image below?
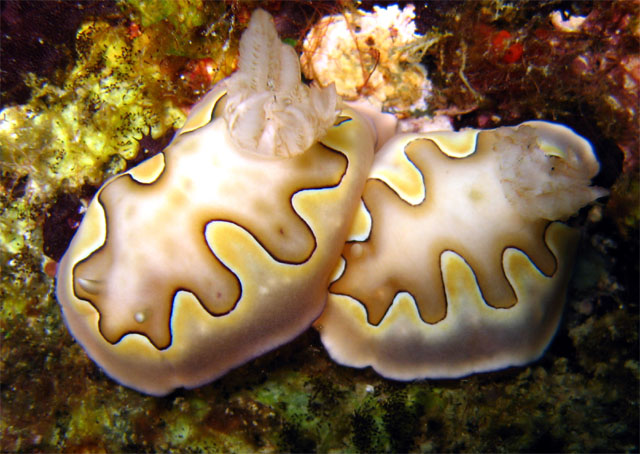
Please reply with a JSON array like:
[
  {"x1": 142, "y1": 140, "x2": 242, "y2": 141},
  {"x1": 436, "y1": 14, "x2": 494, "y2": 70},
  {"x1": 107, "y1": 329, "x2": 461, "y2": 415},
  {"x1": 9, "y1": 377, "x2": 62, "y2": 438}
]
[
  {"x1": 1, "y1": 1, "x2": 638, "y2": 452},
  {"x1": 0, "y1": 0, "x2": 238, "y2": 258}
]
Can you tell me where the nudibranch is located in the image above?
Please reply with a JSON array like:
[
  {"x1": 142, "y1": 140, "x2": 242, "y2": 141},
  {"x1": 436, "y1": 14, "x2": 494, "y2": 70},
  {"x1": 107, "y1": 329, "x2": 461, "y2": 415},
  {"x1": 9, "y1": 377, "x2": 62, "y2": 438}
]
[
  {"x1": 56, "y1": 9, "x2": 375, "y2": 395},
  {"x1": 316, "y1": 121, "x2": 607, "y2": 379},
  {"x1": 56, "y1": 7, "x2": 608, "y2": 394}
]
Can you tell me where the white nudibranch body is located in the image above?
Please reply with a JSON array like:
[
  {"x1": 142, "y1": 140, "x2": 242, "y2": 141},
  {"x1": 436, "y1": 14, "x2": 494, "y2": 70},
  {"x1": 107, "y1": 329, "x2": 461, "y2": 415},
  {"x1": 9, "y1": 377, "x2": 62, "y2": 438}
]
[
  {"x1": 55, "y1": 9, "x2": 607, "y2": 395},
  {"x1": 55, "y1": 9, "x2": 374, "y2": 395},
  {"x1": 316, "y1": 121, "x2": 606, "y2": 380}
]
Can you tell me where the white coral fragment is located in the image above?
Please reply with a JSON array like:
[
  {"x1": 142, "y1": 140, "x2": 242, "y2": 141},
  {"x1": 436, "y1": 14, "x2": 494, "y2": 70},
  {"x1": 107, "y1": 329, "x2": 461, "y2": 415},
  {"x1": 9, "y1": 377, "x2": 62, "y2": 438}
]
[
  {"x1": 301, "y1": 5, "x2": 434, "y2": 115},
  {"x1": 497, "y1": 121, "x2": 608, "y2": 221},
  {"x1": 223, "y1": 9, "x2": 339, "y2": 158},
  {"x1": 550, "y1": 11, "x2": 587, "y2": 33}
]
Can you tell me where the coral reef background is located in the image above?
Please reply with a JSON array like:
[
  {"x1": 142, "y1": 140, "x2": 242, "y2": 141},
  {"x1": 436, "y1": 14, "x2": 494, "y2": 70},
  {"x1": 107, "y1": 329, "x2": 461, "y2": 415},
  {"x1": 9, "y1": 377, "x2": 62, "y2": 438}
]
[{"x1": 1, "y1": 1, "x2": 638, "y2": 452}]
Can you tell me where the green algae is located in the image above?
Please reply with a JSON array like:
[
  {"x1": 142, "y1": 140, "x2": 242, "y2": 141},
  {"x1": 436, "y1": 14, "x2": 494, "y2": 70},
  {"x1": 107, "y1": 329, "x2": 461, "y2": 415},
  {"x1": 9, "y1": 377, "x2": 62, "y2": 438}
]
[
  {"x1": 125, "y1": 0, "x2": 208, "y2": 32},
  {"x1": 121, "y1": 0, "x2": 238, "y2": 60},
  {"x1": 0, "y1": 19, "x2": 186, "y2": 191}
]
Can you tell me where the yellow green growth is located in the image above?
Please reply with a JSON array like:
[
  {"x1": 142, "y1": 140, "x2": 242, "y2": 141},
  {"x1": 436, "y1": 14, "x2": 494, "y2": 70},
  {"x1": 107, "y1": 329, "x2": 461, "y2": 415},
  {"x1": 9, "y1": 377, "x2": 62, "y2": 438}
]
[{"x1": 0, "y1": 3, "x2": 239, "y2": 258}]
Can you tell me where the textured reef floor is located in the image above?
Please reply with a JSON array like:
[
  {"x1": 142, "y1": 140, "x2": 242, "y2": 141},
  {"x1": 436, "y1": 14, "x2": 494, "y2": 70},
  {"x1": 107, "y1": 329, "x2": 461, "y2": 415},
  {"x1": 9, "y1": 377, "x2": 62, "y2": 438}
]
[{"x1": 1, "y1": 1, "x2": 638, "y2": 452}]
